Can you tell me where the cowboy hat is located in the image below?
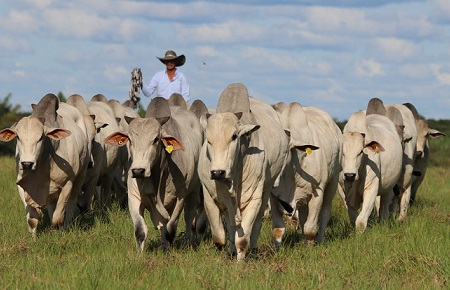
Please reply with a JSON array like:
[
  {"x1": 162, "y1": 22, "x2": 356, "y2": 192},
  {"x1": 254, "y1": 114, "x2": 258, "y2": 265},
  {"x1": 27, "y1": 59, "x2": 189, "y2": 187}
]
[{"x1": 157, "y1": 50, "x2": 186, "y2": 67}]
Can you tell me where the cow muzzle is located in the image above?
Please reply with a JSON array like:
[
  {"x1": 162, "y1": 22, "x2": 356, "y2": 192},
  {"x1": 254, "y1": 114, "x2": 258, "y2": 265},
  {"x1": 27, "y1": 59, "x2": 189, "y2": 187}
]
[
  {"x1": 416, "y1": 151, "x2": 423, "y2": 159},
  {"x1": 210, "y1": 170, "x2": 226, "y2": 180},
  {"x1": 131, "y1": 168, "x2": 145, "y2": 179},
  {"x1": 344, "y1": 173, "x2": 356, "y2": 182},
  {"x1": 21, "y1": 161, "x2": 34, "y2": 170}
]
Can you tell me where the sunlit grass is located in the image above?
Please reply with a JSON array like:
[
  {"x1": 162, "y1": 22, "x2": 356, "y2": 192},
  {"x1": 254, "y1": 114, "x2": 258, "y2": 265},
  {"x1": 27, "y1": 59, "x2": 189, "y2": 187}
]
[{"x1": 0, "y1": 150, "x2": 449, "y2": 289}]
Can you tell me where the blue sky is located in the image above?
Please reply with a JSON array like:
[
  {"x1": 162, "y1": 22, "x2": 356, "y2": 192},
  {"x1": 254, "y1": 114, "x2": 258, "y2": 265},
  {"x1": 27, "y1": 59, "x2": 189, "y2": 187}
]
[{"x1": 1, "y1": 0, "x2": 449, "y2": 121}]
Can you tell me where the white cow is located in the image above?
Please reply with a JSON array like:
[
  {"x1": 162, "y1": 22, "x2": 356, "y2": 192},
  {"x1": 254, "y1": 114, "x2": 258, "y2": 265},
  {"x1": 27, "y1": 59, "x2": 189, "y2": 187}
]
[
  {"x1": 105, "y1": 97, "x2": 204, "y2": 251},
  {"x1": 76, "y1": 100, "x2": 121, "y2": 210},
  {"x1": 384, "y1": 103, "x2": 418, "y2": 220},
  {"x1": 271, "y1": 102, "x2": 342, "y2": 245},
  {"x1": 402, "y1": 103, "x2": 445, "y2": 202},
  {"x1": 0, "y1": 94, "x2": 90, "y2": 235},
  {"x1": 198, "y1": 83, "x2": 289, "y2": 261},
  {"x1": 339, "y1": 111, "x2": 403, "y2": 232},
  {"x1": 107, "y1": 99, "x2": 139, "y2": 208}
]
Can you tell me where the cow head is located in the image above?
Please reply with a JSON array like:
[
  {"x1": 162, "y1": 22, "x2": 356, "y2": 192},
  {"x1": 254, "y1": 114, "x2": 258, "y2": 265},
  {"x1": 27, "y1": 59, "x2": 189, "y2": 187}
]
[
  {"x1": 0, "y1": 116, "x2": 71, "y2": 171},
  {"x1": 341, "y1": 132, "x2": 384, "y2": 182},
  {"x1": 415, "y1": 119, "x2": 445, "y2": 159},
  {"x1": 204, "y1": 112, "x2": 260, "y2": 181},
  {"x1": 105, "y1": 116, "x2": 183, "y2": 179}
]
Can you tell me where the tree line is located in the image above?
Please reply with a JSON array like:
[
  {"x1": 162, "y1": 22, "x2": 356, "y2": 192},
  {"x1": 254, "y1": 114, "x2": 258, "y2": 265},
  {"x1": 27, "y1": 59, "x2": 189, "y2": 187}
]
[{"x1": 1, "y1": 93, "x2": 448, "y2": 162}]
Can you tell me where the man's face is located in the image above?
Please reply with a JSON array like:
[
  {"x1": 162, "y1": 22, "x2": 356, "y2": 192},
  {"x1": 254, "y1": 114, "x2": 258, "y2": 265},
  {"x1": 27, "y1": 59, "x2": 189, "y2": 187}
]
[{"x1": 165, "y1": 60, "x2": 176, "y2": 70}]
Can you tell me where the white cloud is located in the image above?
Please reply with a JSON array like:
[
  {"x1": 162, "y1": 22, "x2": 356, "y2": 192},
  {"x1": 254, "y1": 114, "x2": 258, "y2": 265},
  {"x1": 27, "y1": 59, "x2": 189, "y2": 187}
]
[
  {"x1": 176, "y1": 21, "x2": 263, "y2": 44},
  {"x1": 0, "y1": 35, "x2": 31, "y2": 52},
  {"x1": 374, "y1": 37, "x2": 420, "y2": 61},
  {"x1": 433, "y1": 0, "x2": 450, "y2": 20},
  {"x1": 1, "y1": 0, "x2": 449, "y2": 120},
  {"x1": 0, "y1": 9, "x2": 38, "y2": 34},
  {"x1": 26, "y1": 0, "x2": 54, "y2": 9},
  {"x1": 355, "y1": 59, "x2": 383, "y2": 77},
  {"x1": 305, "y1": 7, "x2": 378, "y2": 35},
  {"x1": 431, "y1": 64, "x2": 450, "y2": 85}
]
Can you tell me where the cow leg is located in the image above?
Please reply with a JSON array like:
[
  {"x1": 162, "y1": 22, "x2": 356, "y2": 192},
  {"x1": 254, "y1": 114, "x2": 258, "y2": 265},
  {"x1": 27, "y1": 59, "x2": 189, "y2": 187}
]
[
  {"x1": 51, "y1": 181, "x2": 77, "y2": 228},
  {"x1": 269, "y1": 194, "x2": 286, "y2": 248},
  {"x1": 379, "y1": 190, "x2": 394, "y2": 223},
  {"x1": 315, "y1": 179, "x2": 338, "y2": 243},
  {"x1": 128, "y1": 182, "x2": 147, "y2": 252},
  {"x1": 161, "y1": 198, "x2": 185, "y2": 250},
  {"x1": 249, "y1": 191, "x2": 271, "y2": 255},
  {"x1": 77, "y1": 176, "x2": 97, "y2": 212},
  {"x1": 356, "y1": 187, "x2": 378, "y2": 233},
  {"x1": 100, "y1": 174, "x2": 114, "y2": 208},
  {"x1": 184, "y1": 191, "x2": 201, "y2": 246},
  {"x1": 203, "y1": 186, "x2": 226, "y2": 250},
  {"x1": 236, "y1": 192, "x2": 263, "y2": 261},
  {"x1": 411, "y1": 173, "x2": 424, "y2": 203},
  {"x1": 26, "y1": 205, "x2": 40, "y2": 238},
  {"x1": 298, "y1": 204, "x2": 308, "y2": 237},
  {"x1": 398, "y1": 186, "x2": 412, "y2": 221},
  {"x1": 303, "y1": 189, "x2": 324, "y2": 242},
  {"x1": 18, "y1": 188, "x2": 39, "y2": 236}
]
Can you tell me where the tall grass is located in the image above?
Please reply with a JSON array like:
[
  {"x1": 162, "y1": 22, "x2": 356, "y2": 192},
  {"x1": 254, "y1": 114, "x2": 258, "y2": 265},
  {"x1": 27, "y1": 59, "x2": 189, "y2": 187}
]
[{"x1": 1, "y1": 149, "x2": 449, "y2": 289}]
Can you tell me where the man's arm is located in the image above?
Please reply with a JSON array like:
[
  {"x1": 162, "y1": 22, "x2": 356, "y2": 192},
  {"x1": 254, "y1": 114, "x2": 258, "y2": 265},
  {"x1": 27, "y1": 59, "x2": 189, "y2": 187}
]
[{"x1": 142, "y1": 72, "x2": 158, "y2": 98}]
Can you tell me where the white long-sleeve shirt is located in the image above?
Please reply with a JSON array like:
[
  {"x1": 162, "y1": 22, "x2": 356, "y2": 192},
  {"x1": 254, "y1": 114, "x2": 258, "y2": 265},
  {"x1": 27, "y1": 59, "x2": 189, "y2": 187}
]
[{"x1": 142, "y1": 69, "x2": 190, "y2": 102}]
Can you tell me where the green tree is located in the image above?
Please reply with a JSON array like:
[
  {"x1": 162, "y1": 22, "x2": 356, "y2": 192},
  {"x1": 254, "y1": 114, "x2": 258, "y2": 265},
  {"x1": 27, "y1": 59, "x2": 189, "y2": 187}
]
[
  {"x1": 0, "y1": 93, "x2": 30, "y2": 155},
  {"x1": 0, "y1": 93, "x2": 21, "y2": 116},
  {"x1": 57, "y1": 91, "x2": 67, "y2": 102}
]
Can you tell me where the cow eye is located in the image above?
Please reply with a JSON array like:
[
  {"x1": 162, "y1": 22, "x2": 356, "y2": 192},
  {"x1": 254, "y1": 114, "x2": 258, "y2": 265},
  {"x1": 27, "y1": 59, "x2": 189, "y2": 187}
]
[
  {"x1": 231, "y1": 133, "x2": 238, "y2": 141},
  {"x1": 152, "y1": 137, "x2": 159, "y2": 144}
]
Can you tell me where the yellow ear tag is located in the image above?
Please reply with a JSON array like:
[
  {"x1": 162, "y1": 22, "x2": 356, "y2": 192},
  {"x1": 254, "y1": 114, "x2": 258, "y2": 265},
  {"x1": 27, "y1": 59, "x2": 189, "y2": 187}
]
[
  {"x1": 165, "y1": 144, "x2": 174, "y2": 154},
  {"x1": 118, "y1": 140, "x2": 123, "y2": 145},
  {"x1": 5, "y1": 136, "x2": 9, "y2": 140},
  {"x1": 305, "y1": 147, "x2": 312, "y2": 156},
  {"x1": 374, "y1": 146, "x2": 379, "y2": 154}
]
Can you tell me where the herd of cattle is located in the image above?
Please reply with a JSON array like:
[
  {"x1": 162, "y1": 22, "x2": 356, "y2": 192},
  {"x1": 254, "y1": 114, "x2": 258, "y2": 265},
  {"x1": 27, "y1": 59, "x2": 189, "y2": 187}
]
[{"x1": 0, "y1": 83, "x2": 445, "y2": 261}]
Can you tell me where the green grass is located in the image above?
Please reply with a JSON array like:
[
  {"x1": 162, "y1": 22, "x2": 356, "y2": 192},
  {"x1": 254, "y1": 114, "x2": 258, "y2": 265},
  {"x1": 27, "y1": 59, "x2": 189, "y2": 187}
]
[{"x1": 1, "y1": 153, "x2": 449, "y2": 289}]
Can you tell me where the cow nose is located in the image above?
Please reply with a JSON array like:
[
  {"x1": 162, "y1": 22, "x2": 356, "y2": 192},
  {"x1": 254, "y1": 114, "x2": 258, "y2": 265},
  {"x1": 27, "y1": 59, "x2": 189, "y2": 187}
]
[
  {"x1": 210, "y1": 170, "x2": 226, "y2": 180},
  {"x1": 131, "y1": 168, "x2": 145, "y2": 179},
  {"x1": 344, "y1": 173, "x2": 356, "y2": 182},
  {"x1": 416, "y1": 151, "x2": 423, "y2": 158},
  {"x1": 21, "y1": 161, "x2": 34, "y2": 170}
]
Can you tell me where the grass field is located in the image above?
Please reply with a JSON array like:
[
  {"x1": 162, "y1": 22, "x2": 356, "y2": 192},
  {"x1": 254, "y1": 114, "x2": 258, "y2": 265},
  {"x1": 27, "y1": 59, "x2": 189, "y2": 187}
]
[{"x1": 1, "y1": 136, "x2": 449, "y2": 289}]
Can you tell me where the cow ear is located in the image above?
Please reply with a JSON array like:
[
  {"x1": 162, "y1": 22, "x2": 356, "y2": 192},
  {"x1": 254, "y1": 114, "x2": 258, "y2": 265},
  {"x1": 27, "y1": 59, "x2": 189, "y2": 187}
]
[
  {"x1": 295, "y1": 145, "x2": 319, "y2": 153},
  {"x1": 429, "y1": 129, "x2": 446, "y2": 138},
  {"x1": 365, "y1": 141, "x2": 385, "y2": 153},
  {"x1": 0, "y1": 129, "x2": 17, "y2": 142},
  {"x1": 161, "y1": 136, "x2": 185, "y2": 152},
  {"x1": 46, "y1": 128, "x2": 71, "y2": 140},
  {"x1": 156, "y1": 116, "x2": 170, "y2": 126},
  {"x1": 289, "y1": 136, "x2": 319, "y2": 152},
  {"x1": 95, "y1": 122, "x2": 109, "y2": 133},
  {"x1": 105, "y1": 132, "x2": 129, "y2": 147},
  {"x1": 124, "y1": 116, "x2": 135, "y2": 124},
  {"x1": 238, "y1": 124, "x2": 260, "y2": 136},
  {"x1": 200, "y1": 114, "x2": 208, "y2": 130}
]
